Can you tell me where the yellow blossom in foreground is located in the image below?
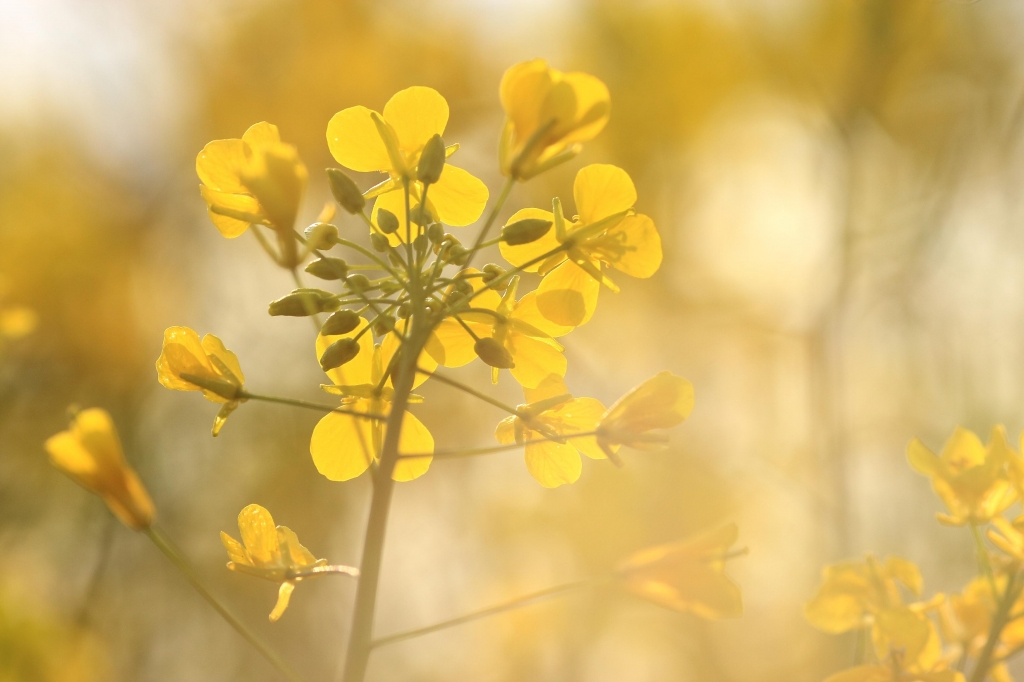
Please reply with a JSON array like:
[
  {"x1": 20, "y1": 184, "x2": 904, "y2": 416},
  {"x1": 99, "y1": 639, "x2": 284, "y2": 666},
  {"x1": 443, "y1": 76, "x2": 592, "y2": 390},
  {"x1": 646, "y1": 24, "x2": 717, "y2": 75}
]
[
  {"x1": 907, "y1": 426, "x2": 1016, "y2": 526},
  {"x1": 155, "y1": 326, "x2": 246, "y2": 436},
  {"x1": 499, "y1": 59, "x2": 610, "y2": 180},
  {"x1": 494, "y1": 375, "x2": 610, "y2": 488},
  {"x1": 500, "y1": 164, "x2": 662, "y2": 327},
  {"x1": 327, "y1": 86, "x2": 488, "y2": 237},
  {"x1": 197, "y1": 122, "x2": 308, "y2": 240},
  {"x1": 596, "y1": 371, "x2": 694, "y2": 460},
  {"x1": 615, "y1": 523, "x2": 742, "y2": 619},
  {"x1": 44, "y1": 408, "x2": 154, "y2": 530},
  {"x1": 220, "y1": 504, "x2": 325, "y2": 622},
  {"x1": 805, "y1": 555, "x2": 923, "y2": 634},
  {"x1": 310, "y1": 318, "x2": 435, "y2": 482}
]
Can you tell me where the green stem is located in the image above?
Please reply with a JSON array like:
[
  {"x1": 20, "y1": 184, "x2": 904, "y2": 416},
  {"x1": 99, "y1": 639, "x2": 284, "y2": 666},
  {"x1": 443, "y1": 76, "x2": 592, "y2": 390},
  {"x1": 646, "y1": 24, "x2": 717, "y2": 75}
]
[
  {"x1": 415, "y1": 366, "x2": 519, "y2": 415},
  {"x1": 400, "y1": 431, "x2": 600, "y2": 461},
  {"x1": 144, "y1": 526, "x2": 306, "y2": 682},
  {"x1": 969, "y1": 571, "x2": 1018, "y2": 682},
  {"x1": 972, "y1": 523, "x2": 998, "y2": 596},
  {"x1": 462, "y1": 175, "x2": 515, "y2": 271},
  {"x1": 239, "y1": 390, "x2": 387, "y2": 421}
]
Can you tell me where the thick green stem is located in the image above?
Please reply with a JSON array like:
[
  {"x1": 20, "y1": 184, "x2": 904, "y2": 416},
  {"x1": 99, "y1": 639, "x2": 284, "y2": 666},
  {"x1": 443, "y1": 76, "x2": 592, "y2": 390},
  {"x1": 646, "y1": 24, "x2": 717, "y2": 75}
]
[
  {"x1": 970, "y1": 570, "x2": 1018, "y2": 682},
  {"x1": 144, "y1": 526, "x2": 306, "y2": 682}
]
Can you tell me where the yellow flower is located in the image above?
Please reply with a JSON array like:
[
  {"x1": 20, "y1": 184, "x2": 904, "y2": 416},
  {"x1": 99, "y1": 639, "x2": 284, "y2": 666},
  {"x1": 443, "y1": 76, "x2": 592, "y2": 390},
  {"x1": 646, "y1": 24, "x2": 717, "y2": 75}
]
[
  {"x1": 44, "y1": 408, "x2": 154, "y2": 530},
  {"x1": 0, "y1": 305, "x2": 37, "y2": 340},
  {"x1": 500, "y1": 164, "x2": 662, "y2": 326},
  {"x1": 615, "y1": 523, "x2": 743, "y2": 620},
  {"x1": 871, "y1": 605, "x2": 944, "y2": 674},
  {"x1": 220, "y1": 504, "x2": 326, "y2": 622},
  {"x1": 432, "y1": 274, "x2": 569, "y2": 388},
  {"x1": 494, "y1": 375, "x2": 611, "y2": 488},
  {"x1": 596, "y1": 371, "x2": 694, "y2": 460},
  {"x1": 197, "y1": 122, "x2": 308, "y2": 239},
  {"x1": 938, "y1": 577, "x2": 992, "y2": 655},
  {"x1": 310, "y1": 318, "x2": 435, "y2": 482},
  {"x1": 326, "y1": 86, "x2": 488, "y2": 239},
  {"x1": 155, "y1": 326, "x2": 246, "y2": 436},
  {"x1": 499, "y1": 59, "x2": 610, "y2": 180},
  {"x1": 805, "y1": 555, "x2": 923, "y2": 634},
  {"x1": 907, "y1": 426, "x2": 1016, "y2": 526}
]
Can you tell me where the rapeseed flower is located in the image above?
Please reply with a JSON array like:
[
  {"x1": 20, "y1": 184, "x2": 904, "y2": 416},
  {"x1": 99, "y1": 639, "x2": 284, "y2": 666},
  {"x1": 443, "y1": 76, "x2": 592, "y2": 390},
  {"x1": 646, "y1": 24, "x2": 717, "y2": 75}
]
[
  {"x1": 615, "y1": 523, "x2": 743, "y2": 619},
  {"x1": 500, "y1": 164, "x2": 662, "y2": 326},
  {"x1": 499, "y1": 59, "x2": 610, "y2": 180},
  {"x1": 596, "y1": 371, "x2": 694, "y2": 460},
  {"x1": 155, "y1": 326, "x2": 246, "y2": 436},
  {"x1": 45, "y1": 408, "x2": 154, "y2": 530},
  {"x1": 907, "y1": 426, "x2": 1016, "y2": 526},
  {"x1": 494, "y1": 375, "x2": 610, "y2": 488},
  {"x1": 805, "y1": 555, "x2": 923, "y2": 634},
  {"x1": 221, "y1": 504, "x2": 327, "y2": 621},
  {"x1": 310, "y1": 318, "x2": 434, "y2": 482},
  {"x1": 327, "y1": 86, "x2": 488, "y2": 240}
]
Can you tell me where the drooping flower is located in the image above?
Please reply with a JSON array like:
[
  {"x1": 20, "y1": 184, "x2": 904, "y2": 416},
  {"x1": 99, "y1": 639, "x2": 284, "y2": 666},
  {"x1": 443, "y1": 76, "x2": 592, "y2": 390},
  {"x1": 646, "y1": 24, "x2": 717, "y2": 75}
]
[
  {"x1": 805, "y1": 555, "x2": 923, "y2": 634},
  {"x1": 220, "y1": 504, "x2": 340, "y2": 621},
  {"x1": 327, "y1": 86, "x2": 488, "y2": 242},
  {"x1": 615, "y1": 523, "x2": 743, "y2": 620},
  {"x1": 907, "y1": 426, "x2": 1016, "y2": 526},
  {"x1": 310, "y1": 318, "x2": 436, "y2": 482},
  {"x1": 155, "y1": 326, "x2": 246, "y2": 436},
  {"x1": 494, "y1": 375, "x2": 610, "y2": 488},
  {"x1": 499, "y1": 59, "x2": 610, "y2": 180},
  {"x1": 500, "y1": 164, "x2": 662, "y2": 326},
  {"x1": 431, "y1": 273, "x2": 569, "y2": 388},
  {"x1": 44, "y1": 408, "x2": 155, "y2": 530},
  {"x1": 596, "y1": 371, "x2": 694, "y2": 460}
]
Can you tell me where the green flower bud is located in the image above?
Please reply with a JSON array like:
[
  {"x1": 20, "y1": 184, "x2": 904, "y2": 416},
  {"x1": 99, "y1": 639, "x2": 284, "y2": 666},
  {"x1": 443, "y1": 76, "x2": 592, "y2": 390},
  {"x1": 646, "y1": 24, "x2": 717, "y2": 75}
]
[
  {"x1": 305, "y1": 257, "x2": 349, "y2": 280},
  {"x1": 448, "y1": 245, "x2": 469, "y2": 266},
  {"x1": 320, "y1": 337, "x2": 361, "y2": 370},
  {"x1": 413, "y1": 234, "x2": 428, "y2": 256},
  {"x1": 268, "y1": 288, "x2": 340, "y2": 316},
  {"x1": 482, "y1": 263, "x2": 506, "y2": 283},
  {"x1": 474, "y1": 338, "x2": 514, "y2": 369},
  {"x1": 303, "y1": 222, "x2": 338, "y2": 250},
  {"x1": 379, "y1": 280, "x2": 403, "y2": 294},
  {"x1": 397, "y1": 302, "x2": 412, "y2": 319},
  {"x1": 377, "y1": 209, "x2": 399, "y2": 234},
  {"x1": 370, "y1": 233, "x2": 390, "y2": 252},
  {"x1": 416, "y1": 134, "x2": 445, "y2": 185},
  {"x1": 427, "y1": 223, "x2": 445, "y2": 244},
  {"x1": 321, "y1": 309, "x2": 360, "y2": 335},
  {"x1": 500, "y1": 218, "x2": 553, "y2": 246},
  {"x1": 345, "y1": 274, "x2": 370, "y2": 291},
  {"x1": 409, "y1": 203, "x2": 435, "y2": 227},
  {"x1": 373, "y1": 315, "x2": 396, "y2": 336},
  {"x1": 326, "y1": 168, "x2": 366, "y2": 214}
]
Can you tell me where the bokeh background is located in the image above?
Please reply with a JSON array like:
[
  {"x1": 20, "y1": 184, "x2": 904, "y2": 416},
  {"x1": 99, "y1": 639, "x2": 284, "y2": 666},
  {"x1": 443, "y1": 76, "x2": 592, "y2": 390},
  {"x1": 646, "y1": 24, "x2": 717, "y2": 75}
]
[{"x1": 3, "y1": 0, "x2": 1024, "y2": 679}]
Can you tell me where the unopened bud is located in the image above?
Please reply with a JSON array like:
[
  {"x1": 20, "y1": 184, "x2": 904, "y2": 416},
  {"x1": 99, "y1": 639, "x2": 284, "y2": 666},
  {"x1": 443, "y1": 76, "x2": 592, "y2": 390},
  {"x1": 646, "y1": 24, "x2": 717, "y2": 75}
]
[
  {"x1": 409, "y1": 203, "x2": 434, "y2": 227},
  {"x1": 379, "y1": 280, "x2": 403, "y2": 294},
  {"x1": 370, "y1": 233, "x2": 390, "y2": 252},
  {"x1": 417, "y1": 134, "x2": 445, "y2": 185},
  {"x1": 326, "y1": 168, "x2": 366, "y2": 214},
  {"x1": 320, "y1": 338, "x2": 361, "y2": 370},
  {"x1": 427, "y1": 223, "x2": 445, "y2": 244},
  {"x1": 268, "y1": 289, "x2": 340, "y2": 316},
  {"x1": 373, "y1": 315, "x2": 396, "y2": 336},
  {"x1": 448, "y1": 245, "x2": 469, "y2": 266},
  {"x1": 482, "y1": 264, "x2": 505, "y2": 283},
  {"x1": 377, "y1": 209, "x2": 399, "y2": 234},
  {"x1": 397, "y1": 302, "x2": 412, "y2": 319},
  {"x1": 345, "y1": 274, "x2": 370, "y2": 291},
  {"x1": 305, "y1": 257, "x2": 349, "y2": 280},
  {"x1": 474, "y1": 338, "x2": 515, "y2": 369},
  {"x1": 500, "y1": 218, "x2": 552, "y2": 246},
  {"x1": 321, "y1": 309, "x2": 360, "y2": 335},
  {"x1": 413, "y1": 234, "x2": 428, "y2": 256},
  {"x1": 303, "y1": 222, "x2": 338, "y2": 250}
]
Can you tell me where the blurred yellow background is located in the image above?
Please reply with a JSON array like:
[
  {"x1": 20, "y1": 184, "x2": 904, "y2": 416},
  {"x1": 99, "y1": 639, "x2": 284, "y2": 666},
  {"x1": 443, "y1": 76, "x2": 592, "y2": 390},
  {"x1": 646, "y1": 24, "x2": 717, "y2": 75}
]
[{"x1": 3, "y1": 0, "x2": 1024, "y2": 679}]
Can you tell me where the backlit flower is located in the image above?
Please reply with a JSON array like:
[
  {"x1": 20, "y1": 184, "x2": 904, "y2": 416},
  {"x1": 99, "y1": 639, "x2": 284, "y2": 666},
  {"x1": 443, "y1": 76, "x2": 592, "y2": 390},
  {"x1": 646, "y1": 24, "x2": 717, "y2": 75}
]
[
  {"x1": 596, "y1": 371, "x2": 694, "y2": 459},
  {"x1": 45, "y1": 408, "x2": 154, "y2": 530},
  {"x1": 499, "y1": 59, "x2": 610, "y2": 180},
  {"x1": 500, "y1": 164, "x2": 662, "y2": 326},
  {"x1": 805, "y1": 555, "x2": 923, "y2": 634}
]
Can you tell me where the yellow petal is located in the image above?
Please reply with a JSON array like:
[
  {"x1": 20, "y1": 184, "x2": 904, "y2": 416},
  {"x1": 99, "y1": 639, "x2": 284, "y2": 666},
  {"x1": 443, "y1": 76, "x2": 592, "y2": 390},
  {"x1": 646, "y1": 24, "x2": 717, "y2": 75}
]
[
  {"x1": 391, "y1": 410, "x2": 433, "y2": 482},
  {"x1": 524, "y1": 440, "x2": 581, "y2": 488},
  {"x1": 560, "y1": 72, "x2": 611, "y2": 145},
  {"x1": 101, "y1": 469, "x2": 155, "y2": 531},
  {"x1": 536, "y1": 260, "x2": 601, "y2": 327},
  {"x1": 199, "y1": 185, "x2": 259, "y2": 238},
  {"x1": 220, "y1": 531, "x2": 249, "y2": 566},
  {"x1": 201, "y1": 334, "x2": 245, "y2": 385},
  {"x1": 379, "y1": 321, "x2": 436, "y2": 390},
  {"x1": 498, "y1": 208, "x2": 563, "y2": 272},
  {"x1": 558, "y1": 398, "x2": 608, "y2": 460},
  {"x1": 823, "y1": 666, "x2": 892, "y2": 682},
  {"x1": 317, "y1": 317, "x2": 374, "y2": 387},
  {"x1": 602, "y1": 371, "x2": 695, "y2": 437},
  {"x1": 907, "y1": 438, "x2": 941, "y2": 476},
  {"x1": 237, "y1": 504, "x2": 281, "y2": 566},
  {"x1": 427, "y1": 165, "x2": 488, "y2": 227},
  {"x1": 240, "y1": 143, "x2": 307, "y2": 231},
  {"x1": 310, "y1": 405, "x2": 376, "y2": 482},
  {"x1": 196, "y1": 138, "x2": 246, "y2": 194},
  {"x1": 495, "y1": 416, "x2": 518, "y2": 445},
  {"x1": 429, "y1": 318, "x2": 480, "y2": 368},
  {"x1": 382, "y1": 86, "x2": 449, "y2": 159},
  {"x1": 574, "y1": 164, "x2": 636, "y2": 226},
  {"x1": 523, "y1": 374, "x2": 570, "y2": 403},
  {"x1": 508, "y1": 333, "x2": 566, "y2": 389},
  {"x1": 277, "y1": 526, "x2": 318, "y2": 568},
  {"x1": 511, "y1": 290, "x2": 574, "y2": 338},
  {"x1": 269, "y1": 581, "x2": 295, "y2": 622},
  {"x1": 327, "y1": 105, "x2": 391, "y2": 173},
  {"x1": 942, "y1": 427, "x2": 986, "y2": 469},
  {"x1": 241, "y1": 121, "x2": 281, "y2": 152},
  {"x1": 156, "y1": 326, "x2": 215, "y2": 391},
  {"x1": 589, "y1": 213, "x2": 662, "y2": 278}
]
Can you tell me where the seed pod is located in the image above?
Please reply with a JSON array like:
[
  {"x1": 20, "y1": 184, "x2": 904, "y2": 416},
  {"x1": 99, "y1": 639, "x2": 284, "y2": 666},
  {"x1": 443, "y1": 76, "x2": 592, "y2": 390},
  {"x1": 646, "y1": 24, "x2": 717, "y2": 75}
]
[
  {"x1": 373, "y1": 315, "x2": 396, "y2": 336},
  {"x1": 427, "y1": 223, "x2": 445, "y2": 244},
  {"x1": 303, "y1": 222, "x2": 339, "y2": 250},
  {"x1": 370, "y1": 233, "x2": 390, "y2": 252},
  {"x1": 305, "y1": 257, "x2": 349, "y2": 280},
  {"x1": 321, "y1": 309, "x2": 360, "y2": 335},
  {"x1": 474, "y1": 338, "x2": 515, "y2": 369},
  {"x1": 482, "y1": 263, "x2": 505, "y2": 283},
  {"x1": 417, "y1": 134, "x2": 446, "y2": 185},
  {"x1": 326, "y1": 168, "x2": 366, "y2": 214},
  {"x1": 377, "y1": 209, "x2": 399, "y2": 234},
  {"x1": 500, "y1": 218, "x2": 553, "y2": 246},
  {"x1": 268, "y1": 288, "x2": 340, "y2": 316},
  {"x1": 320, "y1": 337, "x2": 361, "y2": 370},
  {"x1": 346, "y1": 274, "x2": 370, "y2": 291}
]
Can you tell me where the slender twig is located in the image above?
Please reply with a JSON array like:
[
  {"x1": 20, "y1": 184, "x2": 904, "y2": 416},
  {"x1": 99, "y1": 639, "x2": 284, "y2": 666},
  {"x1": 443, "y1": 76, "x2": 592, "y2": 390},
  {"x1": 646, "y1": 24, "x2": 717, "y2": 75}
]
[
  {"x1": 239, "y1": 390, "x2": 387, "y2": 421},
  {"x1": 144, "y1": 526, "x2": 306, "y2": 682},
  {"x1": 971, "y1": 523, "x2": 998, "y2": 596},
  {"x1": 287, "y1": 565, "x2": 360, "y2": 580},
  {"x1": 463, "y1": 175, "x2": 515, "y2": 271},
  {"x1": 415, "y1": 366, "x2": 519, "y2": 415},
  {"x1": 400, "y1": 431, "x2": 600, "y2": 461},
  {"x1": 969, "y1": 570, "x2": 1019, "y2": 682}
]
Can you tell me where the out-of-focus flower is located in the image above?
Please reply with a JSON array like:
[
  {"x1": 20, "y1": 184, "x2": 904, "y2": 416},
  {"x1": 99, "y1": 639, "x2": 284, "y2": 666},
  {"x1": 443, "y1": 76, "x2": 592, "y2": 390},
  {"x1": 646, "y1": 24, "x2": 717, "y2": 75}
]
[
  {"x1": 432, "y1": 273, "x2": 569, "y2": 388},
  {"x1": 310, "y1": 318, "x2": 435, "y2": 482},
  {"x1": 0, "y1": 305, "x2": 37, "y2": 340},
  {"x1": 155, "y1": 326, "x2": 246, "y2": 436},
  {"x1": 824, "y1": 665, "x2": 963, "y2": 682},
  {"x1": 44, "y1": 408, "x2": 154, "y2": 530},
  {"x1": 500, "y1": 165, "x2": 661, "y2": 326},
  {"x1": 220, "y1": 504, "x2": 326, "y2": 622},
  {"x1": 615, "y1": 523, "x2": 743, "y2": 619},
  {"x1": 327, "y1": 86, "x2": 488, "y2": 240},
  {"x1": 595, "y1": 371, "x2": 694, "y2": 460},
  {"x1": 805, "y1": 555, "x2": 923, "y2": 634},
  {"x1": 494, "y1": 375, "x2": 609, "y2": 488},
  {"x1": 907, "y1": 426, "x2": 1016, "y2": 526},
  {"x1": 499, "y1": 59, "x2": 610, "y2": 180},
  {"x1": 871, "y1": 605, "x2": 944, "y2": 674}
]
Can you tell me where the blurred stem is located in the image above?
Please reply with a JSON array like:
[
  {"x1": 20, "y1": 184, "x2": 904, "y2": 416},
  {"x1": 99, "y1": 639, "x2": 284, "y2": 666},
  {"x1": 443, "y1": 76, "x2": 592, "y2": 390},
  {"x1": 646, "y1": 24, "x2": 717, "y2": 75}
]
[
  {"x1": 463, "y1": 175, "x2": 515, "y2": 271},
  {"x1": 970, "y1": 571, "x2": 1019, "y2": 682},
  {"x1": 143, "y1": 526, "x2": 306, "y2": 682},
  {"x1": 852, "y1": 626, "x2": 867, "y2": 665},
  {"x1": 239, "y1": 390, "x2": 387, "y2": 421},
  {"x1": 370, "y1": 576, "x2": 603, "y2": 650},
  {"x1": 400, "y1": 431, "x2": 599, "y2": 461},
  {"x1": 971, "y1": 523, "x2": 998, "y2": 596}
]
